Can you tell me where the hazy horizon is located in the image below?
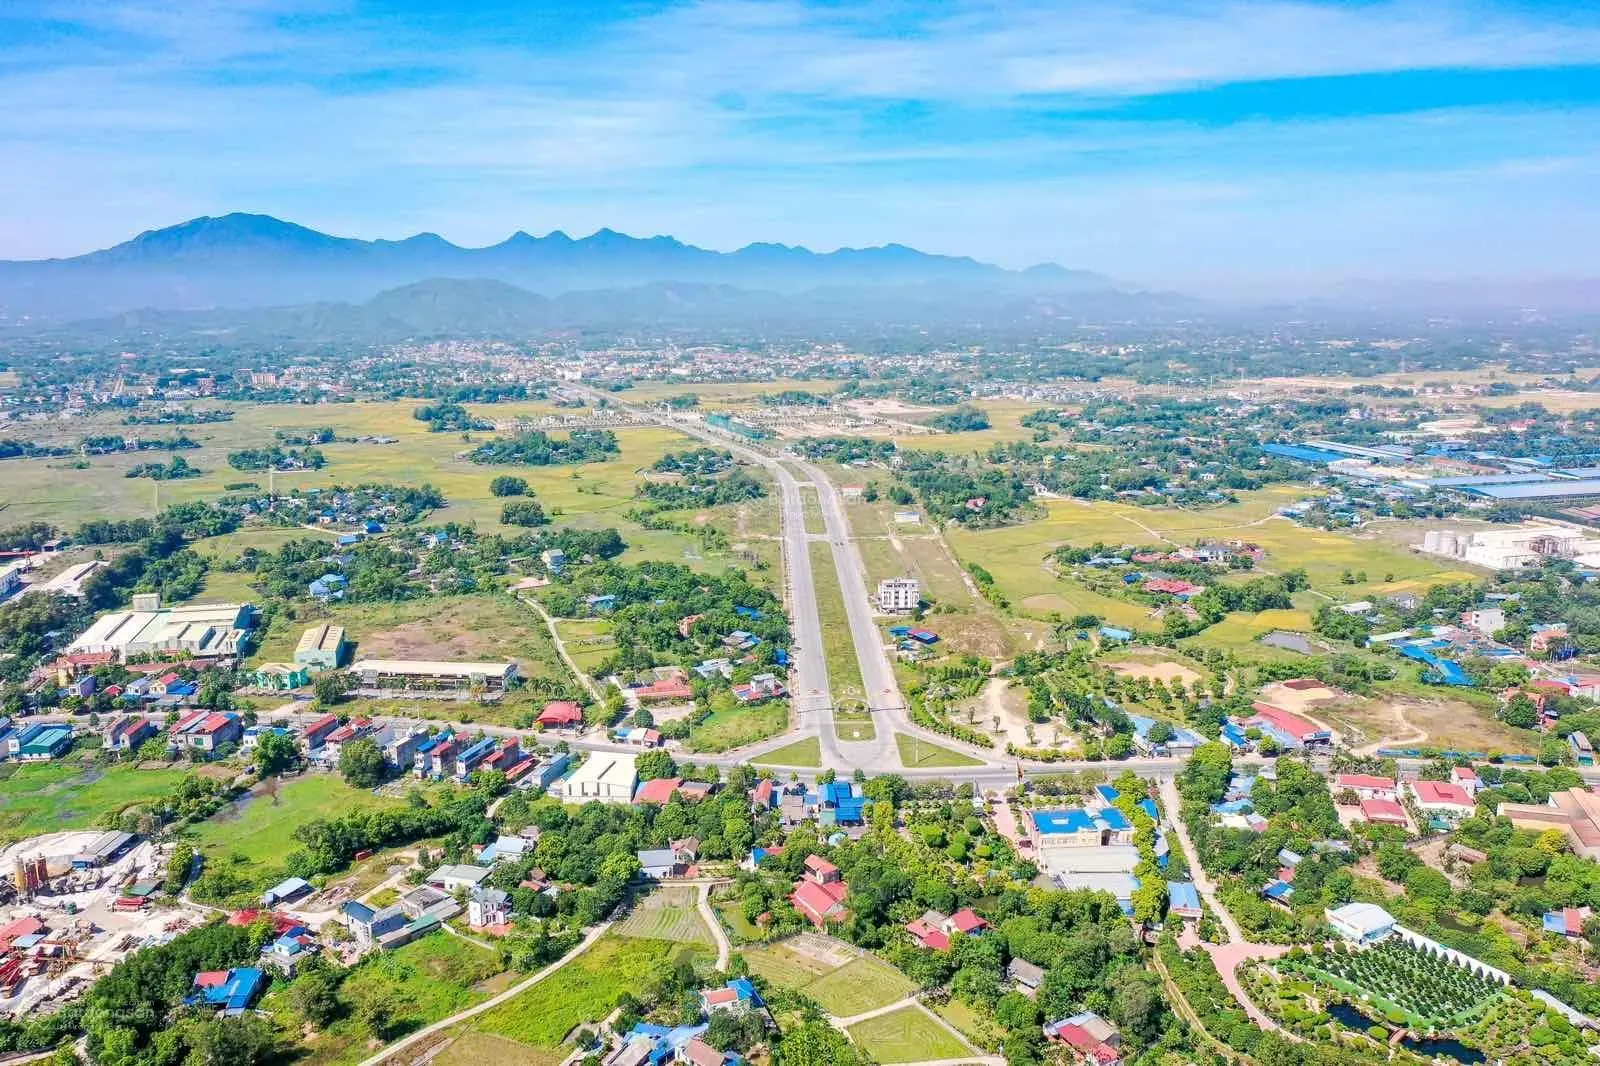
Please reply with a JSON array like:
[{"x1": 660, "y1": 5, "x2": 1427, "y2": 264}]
[{"x1": 4, "y1": 0, "x2": 1600, "y2": 298}]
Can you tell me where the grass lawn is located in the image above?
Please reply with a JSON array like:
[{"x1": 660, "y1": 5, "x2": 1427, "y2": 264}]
[
  {"x1": 267, "y1": 932, "x2": 506, "y2": 1066},
  {"x1": 0, "y1": 756, "x2": 195, "y2": 843},
  {"x1": 185, "y1": 773, "x2": 405, "y2": 893},
  {"x1": 714, "y1": 898, "x2": 766, "y2": 942},
  {"x1": 433, "y1": 1031, "x2": 561, "y2": 1066},
  {"x1": 895, "y1": 733, "x2": 985, "y2": 768},
  {"x1": 809, "y1": 542, "x2": 865, "y2": 699},
  {"x1": 752, "y1": 737, "x2": 822, "y2": 767},
  {"x1": 835, "y1": 719, "x2": 878, "y2": 742},
  {"x1": 616, "y1": 886, "x2": 714, "y2": 945},
  {"x1": 688, "y1": 698, "x2": 789, "y2": 753},
  {"x1": 846, "y1": 1006, "x2": 971, "y2": 1062},
  {"x1": 470, "y1": 936, "x2": 693, "y2": 1049}
]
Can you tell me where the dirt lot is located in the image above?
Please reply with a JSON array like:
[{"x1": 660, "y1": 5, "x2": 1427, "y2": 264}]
[
  {"x1": 1258, "y1": 680, "x2": 1343, "y2": 714},
  {"x1": 1319, "y1": 694, "x2": 1535, "y2": 754},
  {"x1": 962, "y1": 678, "x2": 1078, "y2": 752},
  {"x1": 1108, "y1": 657, "x2": 1203, "y2": 687}
]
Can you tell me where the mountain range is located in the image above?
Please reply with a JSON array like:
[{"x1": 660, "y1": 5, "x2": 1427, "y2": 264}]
[{"x1": 0, "y1": 213, "x2": 1118, "y2": 322}]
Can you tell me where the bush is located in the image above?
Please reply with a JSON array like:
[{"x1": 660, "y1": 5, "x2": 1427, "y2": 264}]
[{"x1": 491, "y1": 476, "x2": 529, "y2": 497}]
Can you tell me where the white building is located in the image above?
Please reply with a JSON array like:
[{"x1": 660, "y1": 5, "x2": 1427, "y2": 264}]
[
  {"x1": 1420, "y1": 525, "x2": 1600, "y2": 570},
  {"x1": 1326, "y1": 902, "x2": 1396, "y2": 944},
  {"x1": 0, "y1": 559, "x2": 27, "y2": 601},
  {"x1": 553, "y1": 753, "x2": 638, "y2": 803},
  {"x1": 67, "y1": 597, "x2": 254, "y2": 661},
  {"x1": 877, "y1": 577, "x2": 920, "y2": 614},
  {"x1": 1461, "y1": 608, "x2": 1506, "y2": 636},
  {"x1": 427, "y1": 864, "x2": 491, "y2": 892}
]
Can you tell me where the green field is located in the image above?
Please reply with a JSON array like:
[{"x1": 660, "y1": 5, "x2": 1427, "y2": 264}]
[
  {"x1": 615, "y1": 886, "x2": 714, "y2": 945},
  {"x1": 752, "y1": 737, "x2": 822, "y2": 767},
  {"x1": 266, "y1": 932, "x2": 507, "y2": 1065},
  {"x1": 809, "y1": 542, "x2": 866, "y2": 699},
  {"x1": 468, "y1": 936, "x2": 693, "y2": 1050},
  {"x1": 185, "y1": 773, "x2": 405, "y2": 892},
  {"x1": 846, "y1": 1006, "x2": 972, "y2": 1062},
  {"x1": 740, "y1": 940, "x2": 916, "y2": 1016},
  {"x1": 0, "y1": 757, "x2": 196, "y2": 843},
  {"x1": 895, "y1": 733, "x2": 985, "y2": 768},
  {"x1": 687, "y1": 697, "x2": 789, "y2": 753},
  {"x1": 0, "y1": 401, "x2": 768, "y2": 579}
]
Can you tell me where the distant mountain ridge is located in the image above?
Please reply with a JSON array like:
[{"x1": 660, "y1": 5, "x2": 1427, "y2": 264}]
[{"x1": 0, "y1": 213, "x2": 1117, "y2": 321}]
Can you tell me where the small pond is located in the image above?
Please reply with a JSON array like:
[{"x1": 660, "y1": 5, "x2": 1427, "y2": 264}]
[{"x1": 1325, "y1": 1003, "x2": 1486, "y2": 1064}]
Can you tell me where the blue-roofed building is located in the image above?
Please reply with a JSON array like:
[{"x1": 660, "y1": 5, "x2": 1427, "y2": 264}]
[
  {"x1": 1167, "y1": 881, "x2": 1202, "y2": 919},
  {"x1": 733, "y1": 605, "x2": 763, "y2": 620},
  {"x1": 585, "y1": 594, "x2": 617, "y2": 613},
  {"x1": 1220, "y1": 722, "x2": 1249, "y2": 749},
  {"x1": 819, "y1": 781, "x2": 866, "y2": 825},
  {"x1": 1137, "y1": 798, "x2": 1159, "y2": 821},
  {"x1": 263, "y1": 876, "x2": 313, "y2": 907},
  {"x1": 454, "y1": 736, "x2": 498, "y2": 778},
  {"x1": 1098, "y1": 626, "x2": 1133, "y2": 643},
  {"x1": 1262, "y1": 880, "x2": 1295, "y2": 907},
  {"x1": 1210, "y1": 799, "x2": 1253, "y2": 816},
  {"x1": 187, "y1": 967, "x2": 264, "y2": 1015},
  {"x1": 1093, "y1": 784, "x2": 1119, "y2": 805},
  {"x1": 308, "y1": 573, "x2": 346, "y2": 601},
  {"x1": 1030, "y1": 807, "x2": 1134, "y2": 850}
]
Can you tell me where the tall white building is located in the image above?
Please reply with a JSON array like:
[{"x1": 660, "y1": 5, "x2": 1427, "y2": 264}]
[{"x1": 877, "y1": 577, "x2": 920, "y2": 613}]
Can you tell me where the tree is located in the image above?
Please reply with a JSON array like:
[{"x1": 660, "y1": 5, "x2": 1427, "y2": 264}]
[
  {"x1": 313, "y1": 671, "x2": 351, "y2": 707},
  {"x1": 501, "y1": 500, "x2": 550, "y2": 527},
  {"x1": 339, "y1": 738, "x2": 386, "y2": 788},
  {"x1": 1108, "y1": 967, "x2": 1166, "y2": 1046},
  {"x1": 635, "y1": 750, "x2": 677, "y2": 781},
  {"x1": 1146, "y1": 720, "x2": 1175, "y2": 745},
  {"x1": 290, "y1": 964, "x2": 343, "y2": 1028},
  {"x1": 1503, "y1": 693, "x2": 1539, "y2": 729},
  {"x1": 490, "y1": 475, "x2": 529, "y2": 497},
  {"x1": 254, "y1": 730, "x2": 298, "y2": 776}
]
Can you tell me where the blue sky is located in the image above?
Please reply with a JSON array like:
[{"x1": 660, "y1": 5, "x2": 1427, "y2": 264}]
[{"x1": 2, "y1": 0, "x2": 1599, "y2": 294}]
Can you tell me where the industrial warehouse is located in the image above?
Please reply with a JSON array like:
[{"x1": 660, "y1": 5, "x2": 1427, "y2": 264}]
[
  {"x1": 65, "y1": 596, "x2": 256, "y2": 663},
  {"x1": 348, "y1": 658, "x2": 520, "y2": 695}
]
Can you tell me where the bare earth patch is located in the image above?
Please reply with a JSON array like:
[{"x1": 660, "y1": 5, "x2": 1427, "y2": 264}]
[{"x1": 1109, "y1": 659, "x2": 1203, "y2": 687}]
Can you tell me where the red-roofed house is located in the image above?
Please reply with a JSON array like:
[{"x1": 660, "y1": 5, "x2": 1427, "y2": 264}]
[
  {"x1": 1045, "y1": 1013, "x2": 1123, "y2": 1066},
  {"x1": 537, "y1": 701, "x2": 584, "y2": 729},
  {"x1": 633, "y1": 777, "x2": 682, "y2": 805},
  {"x1": 1451, "y1": 766, "x2": 1480, "y2": 795},
  {"x1": 791, "y1": 878, "x2": 848, "y2": 928},
  {"x1": 1359, "y1": 798, "x2": 1410, "y2": 827},
  {"x1": 1409, "y1": 780, "x2": 1476, "y2": 821},
  {"x1": 681, "y1": 1037, "x2": 726, "y2": 1066},
  {"x1": 1247, "y1": 703, "x2": 1329, "y2": 745},
  {"x1": 803, "y1": 855, "x2": 841, "y2": 883},
  {"x1": 949, "y1": 908, "x2": 988, "y2": 935},
  {"x1": 635, "y1": 677, "x2": 694, "y2": 703},
  {"x1": 906, "y1": 916, "x2": 951, "y2": 950},
  {"x1": 178, "y1": 712, "x2": 243, "y2": 753},
  {"x1": 1335, "y1": 773, "x2": 1398, "y2": 800},
  {"x1": 750, "y1": 779, "x2": 776, "y2": 809}
]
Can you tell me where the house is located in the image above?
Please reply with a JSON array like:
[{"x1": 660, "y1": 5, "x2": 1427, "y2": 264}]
[
  {"x1": 263, "y1": 876, "x2": 313, "y2": 907},
  {"x1": 1261, "y1": 879, "x2": 1295, "y2": 907},
  {"x1": 301, "y1": 713, "x2": 339, "y2": 749},
  {"x1": 175, "y1": 712, "x2": 243, "y2": 754},
  {"x1": 1461, "y1": 607, "x2": 1506, "y2": 636},
  {"x1": 1044, "y1": 1012, "x2": 1122, "y2": 1066},
  {"x1": 700, "y1": 977, "x2": 763, "y2": 1015},
  {"x1": 427, "y1": 864, "x2": 491, "y2": 892},
  {"x1": 635, "y1": 676, "x2": 694, "y2": 703},
  {"x1": 743, "y1": 845, "x2": 784, "y2": 870},
  {"x1": 1166, "y1": 881, "x2": 1202, "y2": 920},
  {"x1": 477, "y1": 834, "x2": 531, "y2": 865},
  {"x1": 1358, "y1": 798, "x2": 1410, "y2": 827},
  {"x1": 638, "y1": 848, "x2": 686, "y2": 880},
  {"x1": 1408, "y1": 779, "x2": 1476, "y2": 822},
  {"x1": 342, "y1": 901, "x2": 408, "y2": 947},
  {"x1": 732, "y1": 673, "x2": 787, "y2": 703},
  {"x1": 1243, "y1": 703, "x2": 1331, "y2": 749},
  {"x1": 385, "y1": 728, "x2": 427, "y2": 771},
  {"x1": 537, "y1": 700, "x2": 585, "y2": 729},
  {"x1": 633, "y1": 778, "x2": 681, "y2": 807},
  {"x1": 541, "y1": 548, "x2": 566, "y2": 574},
  {"x1": 262, "y1": 925, "x2": 318, "y2": 974},
  {"x1": 1326, "y1": 902, "x2": 1396, "y2": 944},
  {"x1": 308, "y1": 574, "x2": 347, "y2": 602},
  {"x1": 619, "y1": 726, "x2": 664, "y2": 747},
  {"x1": 454, "y1": 736, "x2": 498, "y2": 779},
  {"x1": 103, "y1": 715, "x2": 156, "y2": 753},
  {"x1": 468, "y1": 886, "x2": 510, "y2": 929},
  {"x1": 1007, "y1": 958, "x2": 1046, "y2": 996},
  {"x1": 749, "y1": 779, "x2": 777, "y2": 810},
  {"x1": 1334, "y1": 773, "x2": 1398, "y2": 801},
  {"x1": 1029, "y1": 808, "x2": 1133, "y2": 851},
  {"x1": 672, "y1": 837, "x2": 700, "y2": 864},
  {"x1": 1542, "y1": 907, "x2": 1592, "y2": 938},
  {"x1": 790, "y1": 877, "x2": 847, "y2": 928},
  {"x1": 187, "y1": 967, "x2": 264, "y2": 1016},
  {"x1": 1451, "y1": 765, "x2": 1481, "y2": 795}
]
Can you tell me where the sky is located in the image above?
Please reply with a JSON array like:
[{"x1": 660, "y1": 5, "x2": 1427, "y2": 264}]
[{"x1": 2, "y1": 0, "x2": 1599, "y2": 295}]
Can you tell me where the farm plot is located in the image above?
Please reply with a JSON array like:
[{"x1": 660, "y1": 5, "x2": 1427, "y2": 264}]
[
  {"x1": 1281, "y1": 939, "x2": 1504, "y2": 1027},
  {"x1": 846, "y1": 1006, "x2": 972, "y2": 1062},
  {"x1": 615, "y1": 886, "x2": 714, "y2": 946},
  {"x1": 739, "y1": 935, "x2": 915, "y2": 1016}
]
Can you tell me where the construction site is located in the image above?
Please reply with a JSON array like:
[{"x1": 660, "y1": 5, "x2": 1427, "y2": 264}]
[{"x1": 0, "y1": 830, "x2": 212, "y2": 1018}]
